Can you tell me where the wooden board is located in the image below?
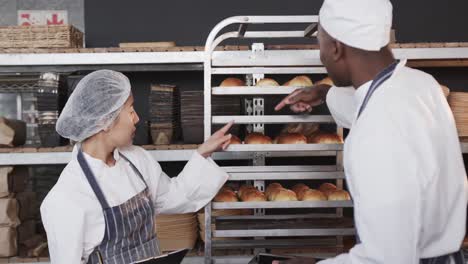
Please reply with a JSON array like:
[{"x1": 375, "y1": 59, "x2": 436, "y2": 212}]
[{"x1": 119, "y1": 41, "x2": 176, "y2": 48}]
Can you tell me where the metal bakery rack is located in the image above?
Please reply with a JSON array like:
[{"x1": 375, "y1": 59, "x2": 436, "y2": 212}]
[{"x1": 203, "y1": 15, "x2": 355, "y2": 264}]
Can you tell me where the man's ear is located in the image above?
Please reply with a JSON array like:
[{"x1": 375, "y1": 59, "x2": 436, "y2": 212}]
[{"x1": 332, "y1": 40, "x2": 345, "y2": 62}]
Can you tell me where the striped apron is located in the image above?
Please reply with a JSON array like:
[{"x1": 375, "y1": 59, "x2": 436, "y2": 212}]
[
  {"x1": 77, "y1": 150, "x2": 161, "y2": 264},
  {"x1": 354, "y1": 61, "x2": 465, "y2": 264}
]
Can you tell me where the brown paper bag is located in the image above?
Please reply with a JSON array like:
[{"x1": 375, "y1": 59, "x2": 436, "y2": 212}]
[
  {"x1": 0, "y1": 198, "x2": 20, "y2": 227},
  {"x1": 0, "y1": 166, "x2": 29, "y2": 198},
  {"x1": 0, "y1": 227, "x2": 17, "y2": 257},
  {"x1": 0, "y1": 167, "x2": 13, "y2": 198},
  {"x1": 0, "y1": 117, "x2": 26, "y2": 147}
]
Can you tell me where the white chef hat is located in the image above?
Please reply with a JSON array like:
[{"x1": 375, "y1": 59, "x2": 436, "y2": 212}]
[{"x1": 319, "y1": 0, "x2": 393, "y2": 51}]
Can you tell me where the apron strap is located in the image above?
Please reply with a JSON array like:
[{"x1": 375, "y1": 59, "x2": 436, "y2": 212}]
[
  {"x1": 119, "y1": 153, "x2": 149, "y2": 189},
  {"x1": 77, "y1": 149, "x2": 110, "y2": 210},
  {"x1": 357, "y1": 60, "x2": 399, "y2": 119},
  {"x1": 420, "y1": 249, "x2": 465, "y2": 264}
]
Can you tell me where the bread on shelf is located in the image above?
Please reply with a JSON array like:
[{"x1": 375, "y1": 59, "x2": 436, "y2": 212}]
[
  {"x1": 245, "y1": 133, "x2": 273, "y2": 144},
  {"x1": 256, "y1": 78, "x2": 279, "y2": 87},
  {"x1": 220, "y1": 77, "x2": 245, "y2": 87},
  {"x1": 275, "y1": 133, "x2": 307, "y2": 144}
]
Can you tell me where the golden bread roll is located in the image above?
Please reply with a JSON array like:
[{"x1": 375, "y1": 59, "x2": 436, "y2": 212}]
[
  {"x1": 220, "y1": 77, "x2": 245, "y2": 87},
  {"x1": 256, "y1": 78, "x2": 279, "y2": 87},
  {"x1": 269, "y1": 188, "x2": 298, "y2": 201},
  {"x1": 307, "y1": 133, "x2": 343, "y2": 144},
  {"x1": 245, "y1": 133, "x2": 273, "y2": 144},
  {"x1": 291, "y1": 183, "x2": 309, "y2": 195},
  {"x1": 317, "y1": 77, "x2": 334, "y2": 86},
  {"x1": 282, "y1": 123, "x2": 320, "y2": 138},
  {"x1": 440, "y1": 85, "x2": 450, "y2": 98},
  {"x1": 319, "y1": 183, "x2": 337, "y2": 196},
  {"x1": 220, "y1": 186, "x2": 234, "y2": 193},
  {"x1": 229, "y1": 135, "x2": 242, "y2": 145},
  {"x1": 286, "y1": 75, "x2": 313, "y2": 87},
  {"x1": 265, "y1": 183, "x2": 283, "y2": 198},
  {"x1": 238, "y1": 185, "x2": 257, "y2": 199},
  {"x1": 214, "y1": 190, "x2": 238, "y2": 202},
  {"x1": 241, "y1": 189, "x2": 267, "y2": 202},
  {"x1": 327, "y1": 190, "x2": 351, "y2": 201},
  {"x1": 291, "y1": 183, "x2": 310, "y2": 199},
  {"x1": 301, "y1": 189, "x2": 327, "y2": 201},
  {"x1": 266, "y1": 187, "x2": 284, "y2": 201},
  {"x1": 276, "y1": 133, "x2": 307, "y2": 144}
]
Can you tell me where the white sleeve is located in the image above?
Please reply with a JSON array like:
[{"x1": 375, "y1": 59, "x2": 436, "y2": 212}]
[
  {"x1": 326, "y1": 86, "x2": 357, "y2": 129},
  {"x1": 318, "y1": 128, "x2": 420, "y2": 264},
  {"x1": 40, "y1": 193, "x2": 86, "y2": 264},
  {"x1": 142, "y1": 150, "x2": 229, "y2": 214}
]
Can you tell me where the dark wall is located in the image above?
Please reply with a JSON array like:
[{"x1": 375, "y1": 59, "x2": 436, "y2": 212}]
[{"x1": 85, "y1": 0, "x2": 468, "y2": 47}]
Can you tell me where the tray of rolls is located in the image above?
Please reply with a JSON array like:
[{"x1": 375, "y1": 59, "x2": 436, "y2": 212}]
[
  {"x1": 224, "y1": 123, "x2": 344, "y2": 152},
  {"x1": 211, "y1": 182, "x2": 352, "y2": 210},
  {"x1": 211, "y1": 75, "x2": 333, "y2": 95}
]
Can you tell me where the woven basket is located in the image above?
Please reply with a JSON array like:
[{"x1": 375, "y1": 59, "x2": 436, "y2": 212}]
[{"x1": 0, "y1": 25, "x2": 83, "y2": 48}]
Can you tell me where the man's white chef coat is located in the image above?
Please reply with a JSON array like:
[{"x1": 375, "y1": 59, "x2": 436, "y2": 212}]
[
  {"x1": 320, "y1": 60, "x2": 468, "y2": 263},
  {"x1": 41, "y1": 144, "x2": 228, "y2": 263}
]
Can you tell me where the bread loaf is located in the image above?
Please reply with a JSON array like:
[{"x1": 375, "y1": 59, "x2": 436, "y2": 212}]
[
  {"x1": 275, "y1": 133, "x2": 307, "y2": 144},
  {"x1": 220, "y1": 77, "x2": 245, "y2": 87},
  {"x1": 307, "y1": 133, "x2": 343, "y2": 144},
  {"x1": 269, "y1": 188, "x2": 298, "y2": 201},
  {"x1": 256, "y1": 78, "x2": 279, "y2": 87},
  {"x1": 327, "y1": 190, "x2": 351, "y2": 201},
  {"x1": 286, "y1": 75, "x2": 313, "y2": 87},
  {"x1": 245, "y1": 133, "x2": 272, "y2": 144},
  {"x1": 301, "y1": 189, "x2": 327, "y2": 201}
]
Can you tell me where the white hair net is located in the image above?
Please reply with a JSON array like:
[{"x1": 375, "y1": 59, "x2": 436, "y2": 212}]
[{"x1": 56, "y1": 70, "x2": 131, "y2": 142}]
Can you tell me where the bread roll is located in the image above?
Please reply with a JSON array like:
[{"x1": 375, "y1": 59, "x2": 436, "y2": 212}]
[
  {"x1": 286, "y1": 75, "x2": 313, "y2": 87},
  {"x1": 327, "y1": 190, "x2": 351, "y2": 201},
  {"x1": 238, "y1": 185, "x2": 257, "y2": 199},
  {"x1": 307, "y1": 133, "x2": 343, "y2": 144},
  {"x1": 270, "y1": 188, "x2": 298, "y2": 201},
  {"x1": 245, "y1": 133, "x2": 273, "y2": 144},
  {"x1": 440, "y1": 85, "x2": 450, "y2": 98},
  {"x1": 229, "y1": 135, "x2": 242, "y2": 145},
  {"x1": 256, "y1": 78, "x2": 279, "y2": 87},
  {"x1": 317, "y1": 77, "x2": 334, "y2": 86},
  {"x1": 266, "y1": 187, "x2": 284, "y2": 201},
  {"x1": 292, "y1": 183, "x2": 310, "y2": 199},
  {"x1": 241, "y1": 189, "x2": 267, "y2": 202},
  {"x1": 276, "y1": 133, "x2": 307, "y2": 144},
  {"x1": 214, "y1": 190, "x2": 238, "y2": 202},
  {"x1": 281, "y1": 123, "x2": 320, "y2": 138},
  {"x1": 265, "y1": 183, "x2": 283, "y2": 199},
  {"x1": 319, "y1": 183, "x2": 337, "y2": 196},
  {"x1": 220, "y1": 77, "x2": 245, "y2": 87},
  {"x1": 220, "y1": 186, "x2": 234, "y2": 193},
  {"x1": 301, "y1": 189, "x2": 327, "y2": 201}
]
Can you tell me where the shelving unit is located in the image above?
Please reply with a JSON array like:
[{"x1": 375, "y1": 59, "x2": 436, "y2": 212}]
[
  {"x1": 202, "y1": 15, "x2": 350, "y2": 264},
  {"x1": 0, "y1": 16, "x2": 468, "y2": 264}
]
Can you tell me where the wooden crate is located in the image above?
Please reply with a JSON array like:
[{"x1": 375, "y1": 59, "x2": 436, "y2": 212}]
[{"x1": 0, "y1": 25, "x2": 83, "y2": 48}]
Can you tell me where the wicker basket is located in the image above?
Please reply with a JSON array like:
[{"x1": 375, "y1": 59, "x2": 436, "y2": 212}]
[{"x1": 0, "y1": 25, "x2": 83, "y2": 48}]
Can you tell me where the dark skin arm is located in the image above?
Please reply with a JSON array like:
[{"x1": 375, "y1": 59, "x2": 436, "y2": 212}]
[{"x1": 274, "y1": 84, "x2": 332, "y2": 113}]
